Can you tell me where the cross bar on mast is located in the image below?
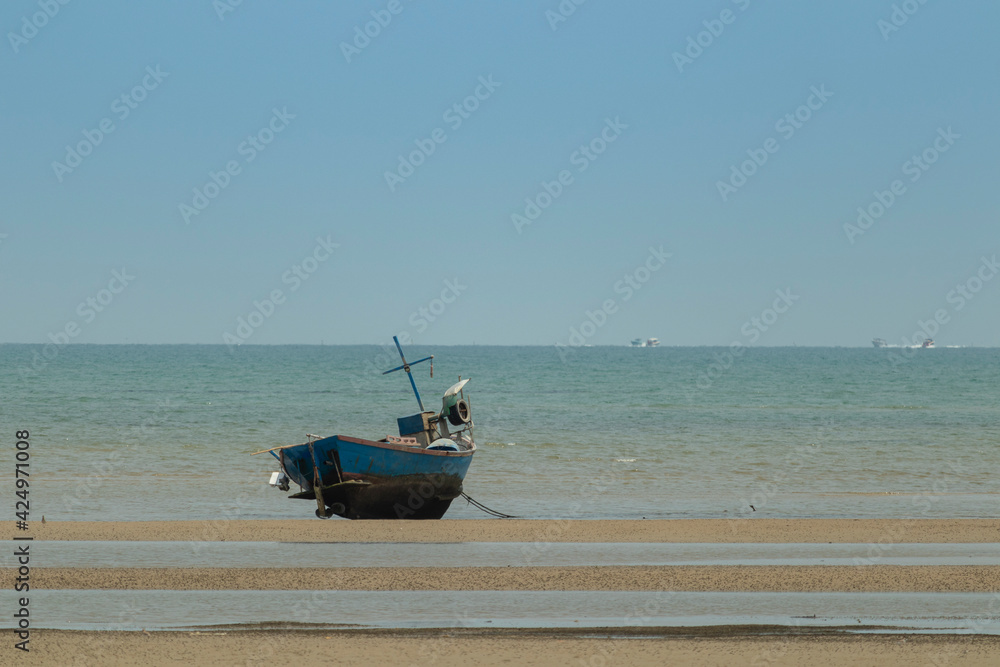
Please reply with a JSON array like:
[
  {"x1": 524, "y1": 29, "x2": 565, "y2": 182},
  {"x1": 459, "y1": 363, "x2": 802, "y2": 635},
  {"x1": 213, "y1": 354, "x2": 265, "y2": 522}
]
[{"x1": 382, "y1": 336, "x2": 433, "y2": 412}]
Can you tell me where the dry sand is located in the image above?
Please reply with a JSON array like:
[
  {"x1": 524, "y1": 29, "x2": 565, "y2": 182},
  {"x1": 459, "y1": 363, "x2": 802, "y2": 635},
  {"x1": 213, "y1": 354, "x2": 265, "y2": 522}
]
[
  {"x1": 15, "y1": 564, "x2": 1000, "y2": 592},
  {"x1": 26, "y1": 629, "x2": 1000, "y2": 667},
  {"x1": 21, "y1": 518, "x2": 1000, "y2": 543}
]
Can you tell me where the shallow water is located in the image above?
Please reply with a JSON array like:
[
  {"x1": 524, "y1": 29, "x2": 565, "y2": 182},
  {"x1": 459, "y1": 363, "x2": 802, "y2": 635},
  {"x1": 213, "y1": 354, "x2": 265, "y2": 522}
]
[
  {"x1": 2, "y1": 344, "x2": 998, "y2": 521},
  {"x1": 4, "y1": 541, "x2": 1000, "y2": 569}
]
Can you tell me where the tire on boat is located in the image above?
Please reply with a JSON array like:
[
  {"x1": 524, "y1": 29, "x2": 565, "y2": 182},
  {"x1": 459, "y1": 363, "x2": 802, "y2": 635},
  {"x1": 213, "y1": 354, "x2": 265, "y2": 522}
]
[{"x1": 448, "y1": 399, "x2": 471, "y2": 426}]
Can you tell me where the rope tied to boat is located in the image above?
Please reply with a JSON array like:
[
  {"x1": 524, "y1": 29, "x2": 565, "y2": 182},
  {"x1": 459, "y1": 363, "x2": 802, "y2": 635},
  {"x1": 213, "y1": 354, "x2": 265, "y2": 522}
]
[{"x1": 460, "y1": 492, "x2": 520, "y2": 519}]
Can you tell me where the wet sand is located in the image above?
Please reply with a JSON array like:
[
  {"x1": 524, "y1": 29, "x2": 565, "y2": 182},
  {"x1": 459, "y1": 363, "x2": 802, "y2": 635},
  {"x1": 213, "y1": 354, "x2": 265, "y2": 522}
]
[
  {"x1": 22, "y1": 518, "x2": 1000, "y2": 543},
  {"x1": 27, "y1": 629, "x2": 1000, "y2": 667},
  {"x1": 14, "y1": 564, "x2": 1000, "y2": 592},
  {"x1": 10, "y1": 520, "x2": 1000, "y2": 665}
]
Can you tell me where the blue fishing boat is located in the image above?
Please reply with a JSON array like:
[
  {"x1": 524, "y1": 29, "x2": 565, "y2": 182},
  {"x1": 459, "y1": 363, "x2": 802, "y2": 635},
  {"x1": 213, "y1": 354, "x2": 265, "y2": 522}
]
[{"x1": 254, "y1": 337, "x2": 476, "y2": 520}]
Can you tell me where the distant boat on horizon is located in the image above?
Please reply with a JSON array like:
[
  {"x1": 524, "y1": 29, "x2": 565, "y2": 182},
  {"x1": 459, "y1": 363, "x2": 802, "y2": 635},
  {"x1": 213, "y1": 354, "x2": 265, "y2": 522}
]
[
  {"x1": 873, "y1": 337, "x2": 940, "y2": 349},
  {"x1": 631, "y1": 338, "x2": 660, "y2": 348}
]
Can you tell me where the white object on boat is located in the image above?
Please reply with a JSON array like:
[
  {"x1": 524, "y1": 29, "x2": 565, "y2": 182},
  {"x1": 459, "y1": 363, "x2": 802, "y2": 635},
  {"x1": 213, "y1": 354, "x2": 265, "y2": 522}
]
[
  {"x1": 442, "y1": 378, "x2": 471, "y2": 414},
  {"x1": 428, "y1": 438, "x2": 460, "y2": 451},
  {"x1": 269, "y1": 471, "x2": 290, "y2": 491},
  {"x1": 443, "y1": 378, "x2": 470, "y2": 398}
]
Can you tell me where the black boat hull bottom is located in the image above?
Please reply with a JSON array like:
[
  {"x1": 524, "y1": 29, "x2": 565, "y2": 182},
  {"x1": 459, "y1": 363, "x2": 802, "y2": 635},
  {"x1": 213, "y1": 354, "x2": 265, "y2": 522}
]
[{"x1": 308, "y1": 474, "x2": 465, "y2": 520}]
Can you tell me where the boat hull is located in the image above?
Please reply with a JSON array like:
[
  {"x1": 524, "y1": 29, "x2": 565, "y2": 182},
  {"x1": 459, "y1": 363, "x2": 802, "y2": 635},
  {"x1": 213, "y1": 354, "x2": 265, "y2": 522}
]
[
  {"x1": 278, "y1": 435, "x2": 474, "y2": 520},
  {"x1": 317, "y1": 474, "x2": 462, "y2": 520}
]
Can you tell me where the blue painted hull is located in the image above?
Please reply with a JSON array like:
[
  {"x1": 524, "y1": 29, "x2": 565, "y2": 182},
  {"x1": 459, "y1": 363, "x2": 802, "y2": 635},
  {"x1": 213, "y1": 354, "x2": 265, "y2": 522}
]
[{"x1": 278, "y1": 435, "x2": 475, "y2": 520}]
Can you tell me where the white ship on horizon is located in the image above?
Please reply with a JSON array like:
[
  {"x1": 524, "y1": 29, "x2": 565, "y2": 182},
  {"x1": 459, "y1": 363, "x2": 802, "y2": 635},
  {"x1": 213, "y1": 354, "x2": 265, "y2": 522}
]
[
  {"x1": 631, "y1": 338, "x2": 660, "y2": 347},
  {"x1": 873, "y1": 337, "x2": 942, "y2": 349}
]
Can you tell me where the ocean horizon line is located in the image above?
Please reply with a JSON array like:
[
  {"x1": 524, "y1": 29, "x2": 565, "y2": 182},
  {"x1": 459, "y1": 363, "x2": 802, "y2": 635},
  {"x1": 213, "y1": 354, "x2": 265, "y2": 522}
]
[{"x1": 0, "y1": 342, "x2": 992, "y2": 348}]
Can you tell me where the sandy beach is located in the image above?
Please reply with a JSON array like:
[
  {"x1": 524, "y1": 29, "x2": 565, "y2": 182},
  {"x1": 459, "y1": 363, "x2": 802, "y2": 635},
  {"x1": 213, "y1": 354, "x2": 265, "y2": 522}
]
[
  {"x1": 22, "y1": 518, "x2": 1000, "y2": 543},
  {"x1": 9, "y1": 519, "x2": 1000, "y2": 666},
  {"x1": 20, "y1": 629, "x2": 1000, "y2": 667},
  {"x1": 14, "y1": 564, "x2": 1000, "y2": 592}
]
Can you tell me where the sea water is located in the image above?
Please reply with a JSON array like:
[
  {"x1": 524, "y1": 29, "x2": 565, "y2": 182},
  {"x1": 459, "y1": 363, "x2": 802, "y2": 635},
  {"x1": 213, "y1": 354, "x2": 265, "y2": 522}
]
[
  {"x1": 5, "y1": 541, "x2": 1000, "y2": 569},
  {"x1": 0, "y1": 344, "x2": 997, "y2": 521}
]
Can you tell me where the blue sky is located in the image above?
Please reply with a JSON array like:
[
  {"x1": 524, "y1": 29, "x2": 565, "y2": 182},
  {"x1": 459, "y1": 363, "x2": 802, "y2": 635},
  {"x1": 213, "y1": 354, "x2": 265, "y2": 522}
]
[{"x1": 1, "y1": 0, "x2": 998, "y2": 346}]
